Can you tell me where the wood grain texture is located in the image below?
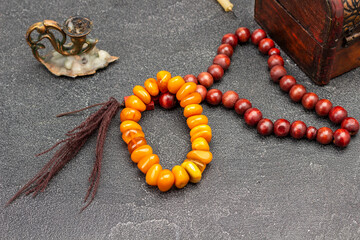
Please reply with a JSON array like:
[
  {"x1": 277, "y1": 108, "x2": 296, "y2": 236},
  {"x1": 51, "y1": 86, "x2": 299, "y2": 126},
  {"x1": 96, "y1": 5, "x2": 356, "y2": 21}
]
[
  {"x1": 332, "y1": 39, "x2": 360, "y2": 77},
  {"x1": 255, "y1": 0, "x2": 320, "y2": 82},
  {"x1": 276, "y1": 0, "x2": 331, "y2": 44},
  {"x1": 255, "y1": 0, "x2": 360, "y2": 85}
]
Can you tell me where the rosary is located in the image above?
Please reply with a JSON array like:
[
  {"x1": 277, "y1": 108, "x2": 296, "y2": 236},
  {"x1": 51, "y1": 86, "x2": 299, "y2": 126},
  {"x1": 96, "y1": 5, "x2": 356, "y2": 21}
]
[{"x1": 7, "y1": 27, "x2": 359, "y2": 211}]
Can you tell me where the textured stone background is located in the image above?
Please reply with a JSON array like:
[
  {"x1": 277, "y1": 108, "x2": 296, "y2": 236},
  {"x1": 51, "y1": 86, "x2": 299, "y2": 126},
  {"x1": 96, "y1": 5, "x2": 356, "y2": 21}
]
[{"x1": 1, "y1": 0, "x2": 360, "y2": 239}]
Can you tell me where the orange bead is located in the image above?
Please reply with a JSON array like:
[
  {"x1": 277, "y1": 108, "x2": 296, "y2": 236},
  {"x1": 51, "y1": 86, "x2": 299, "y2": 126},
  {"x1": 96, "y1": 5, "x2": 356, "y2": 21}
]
[
  {"x1": 180, "y1": 161, "x2": 202, "y2": 183},
  {"x1": 183, "y1": 104, "x2": 203, "y2": 118},
  {"x1": 122, "y1": 129, "x2": 145, "y2": 144},
  {"x1": 133, "y1": 85, "x2": 151, "y2": 104},
  {"x1": 171, "y1": 165, "x2": 190, "y2": 189},
  {"x1": 176, "y1": 82, "x2": 197, "y2": 101},
  {"x1": 187, "y1": 115, "x2": 208, "y2": 129},
  {"x1": 190, "y1": 130, "x2": 212, "y2": 143},
  {"x1": 187, "y1": 150, "x2": 213, "y2": 164},
  {"x1": 191, "y1": 137, "x2": 210, "y2": 151},
  {"x1": 120, "y1": 108, "x2": 142, "y2": 122},
  {"x1": 128, "y1": 137, "x2": 147, "y2": 154},
  {"x1": 144, "y1": 78, "x2": 160, "y2": 96},
  {"x1": 156, "y1": 70, "x2": 172, "y2": 93},
  {"x1": 146, "y1": 164, "x2": 163, "y2": 186},
  {"x1": 180, "y1": 92, "x2": 202, "y2": 108},
  {"x1": 167, "y1": 76, "x2": 185, "y2": 94},
  {"x1": 137, "y1": 154, "x2": 160, "y2": 174},
  {"x1": 120, "y1": 120, "x2": 142, "y2": 133},
  {"x1": 157, "y1": 169, "x2": 175, "y2": 192},
  {"x1": 190, "y1": 124, "x2": 212, "y2": 137},
  {"x1": 184, "y1": 159, "x2": 206, "y2": 172},
  {"x1": 125, "y1": 95, "x2": 147, "y2": 112},
  {"x1": 131, "y1": 145, "x2": 153, "y2": 163}
]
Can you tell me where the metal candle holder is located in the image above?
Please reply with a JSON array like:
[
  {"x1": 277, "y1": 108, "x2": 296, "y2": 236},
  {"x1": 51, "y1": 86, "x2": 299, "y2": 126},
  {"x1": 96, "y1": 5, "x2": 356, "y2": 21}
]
[{"x1": 26, "y1": 16, "x2": 118, "y2": 77}]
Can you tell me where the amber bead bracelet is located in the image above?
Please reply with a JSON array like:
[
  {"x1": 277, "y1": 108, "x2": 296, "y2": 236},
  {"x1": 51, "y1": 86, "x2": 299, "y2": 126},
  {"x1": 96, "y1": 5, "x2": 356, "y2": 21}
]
[{"x1": 121, "y1": 71, "x2": 213, "y2": 192}]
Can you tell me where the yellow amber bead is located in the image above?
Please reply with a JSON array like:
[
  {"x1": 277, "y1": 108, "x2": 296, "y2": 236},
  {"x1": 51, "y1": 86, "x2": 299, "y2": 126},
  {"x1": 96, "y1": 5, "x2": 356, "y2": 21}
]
[
  {"x1": 128, "y1": 137, "x2": 147, "y2": 154},
  {"x1": 187, "y1": 150, "x2": 213, "y2": 164},
  {"x1": 184, "y1": 159, "x2": 206, "y2": 173},
  {"x1": 157, "y1": 169, "x2": 175, "y2": 192},
  {"x1": 120, "y1": 120, "x2": 142, "y2": 133},
  {"x1": 180, "y1": 92, "x2": 202, "y2": 108},
  {"x1": 190, "y1": 124, "x2": 212, "y2": 137},
  {"x1": 131, "y1": 145, "x2": 153, "y2": 163},
  {"x1": 191, "y1": 137, "x2": 210, "y2": 151},
  {"x1": 183, "y1": 104, "x2": 203, "y2": 118},
  {"x1": 133, "y1": 85, "x2": 151, "y2": 104},
  {"x1": 190, "y1": 130, "x2": 212, "y2": 143},
  {"x1": 171, "y1": 165, "x2": 190, "y2": 189},
  {"x1": 187, "y1": 115, "x2": 209, "y2": 129},
  {"x1": 122, "y1": 129, "x2": 145, "y2": 144},
  {"x1": 176, "y1": 82, "x2": 197, "y2": 101},
  {"x1": 167, "y1": 76, "x2": 185, "y2": 94},
  {"x1": 156, "y1": 70, "x2": 172, "y2": 93},
  {"x1": 120, "y1": 108, "x2": 142, "y2": 122},
  {"x1": 146, "y1": 164, "x2": 163, "y2": 186},
  {"x1": 181, "y1": 161, "x2": 202, "y2": 183},
  {"x1": 137, "y1": 154, "x2": 160, "y2": 174},
  {"x1": 144, "y1": 78, "x2": 159, "y2": 96},
  {"x1": 125, "y1": 95, "x2": 147, "y2": 112}
]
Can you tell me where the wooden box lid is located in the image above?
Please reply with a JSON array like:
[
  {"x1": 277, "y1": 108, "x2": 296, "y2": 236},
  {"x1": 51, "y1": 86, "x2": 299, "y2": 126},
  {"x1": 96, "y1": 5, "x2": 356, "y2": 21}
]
[{"x1": 255, "y1": 0, "x2": 360, "y2": 85}]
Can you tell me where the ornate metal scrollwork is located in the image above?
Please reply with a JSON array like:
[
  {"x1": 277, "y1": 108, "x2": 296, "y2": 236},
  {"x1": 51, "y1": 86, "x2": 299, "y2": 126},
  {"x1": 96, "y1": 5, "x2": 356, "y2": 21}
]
[
  {"x1": 343, "y1": 0, "x2": 360, "y2": 33},
  {"x1": 26, "y1": 17, "x2": 98, "y2": 64}
]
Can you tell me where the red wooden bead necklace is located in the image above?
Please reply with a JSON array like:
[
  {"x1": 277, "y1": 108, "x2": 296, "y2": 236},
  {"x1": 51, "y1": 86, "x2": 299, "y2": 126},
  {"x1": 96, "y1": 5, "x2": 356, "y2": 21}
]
[{"x1": 197, "y1": 27, "x2": 359, "y2": 148}]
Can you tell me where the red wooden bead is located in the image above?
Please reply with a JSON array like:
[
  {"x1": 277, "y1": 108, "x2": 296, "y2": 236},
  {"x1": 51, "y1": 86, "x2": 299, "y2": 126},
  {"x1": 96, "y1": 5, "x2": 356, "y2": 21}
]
[
  {"x1": 146, "y1": 101, "x2": 155, "y2": 111},
  {"x1": 251, "y1": 29, "x2": 267, "y2": 45},
  {"x1": 274, "y1": 119, "x2": 290, "y2": 137},
  {"x1": 279, "y1": 75, "x2": 296, "y2": 92},
  {"x1": 333, "y1": 129, "x2": 351, "y2": 147},
  {"x1": 221, "y1": 33, "x2": 238, "y2": 48},
  {"x1": 257, "y1": 118, "x2": 274, "y2": 136},
  {"x1": 222, "y1": 91, "x2": 239, "y2": 108},
  {"x1": 315, "y1": 99, "x2": 333, "y2": 117},
  {"x1": 196, "y1": 85, "x2": 207, "y2": 102},
  {"x1": 217, "y1": 44, "x2": 234, "y2": 57},
  {"x1": 258, "y1": 38, "x2": 275, "y2": 54},
  {"x1": 183, "y1": 74, "x2": 198, "y2": 84},
  {"x1": 235, "y1": 27, "x2": 251, "y2": 43},
  {"x1": 159, "y1": 93, "x2": 177, "y2": 109},
  {"x1": 244, "y1": 108, "x2": 263, "y2": 127},
  {"x1": 316, "y1": 127, "x2": 333, "y2": 145},
  {"x1": 213, "y1": 54, "x2": 231, "y2": 70},
  {"x1": 301, "y1": 92, "x2": 319, "y2": 110},
  {"x1": 151, "y1": 95, "x2": 160, "y2": 104},
  {"x1": 234, "y1": 99, "x2": 252, "y2": 115},
  {"x1": 329, "y1": 106, "x2": 348, "y2": 124},
  {"x1": 197, "y1": 72, "x2": 214, "y2": 88},
  {"x1": 341, "y1": 117, "x2": 359, "y2": 135},
  {"x1": 268, "y1": 55, "x2": 284, "y2": 69},
  {"x1": 290, "y1": 120, "x2": 307, "y2": 139},
  {"x1": 270, "y1": 65, "x2": 287, "y2": 83},
  {"x1": 206, "y1": 89, "x2": 222, "y2": 105},
  {"x1": 289, "y1": 84, "x2": 306, "y2": 102},
  {"x1": 306, "y1": 126, "x2": 317, "y2": 140},
  {"x1": 268, "y1": 48, "x2": 280, "y2": 56},
  {"x1": 207, "y1": 64, "x2": 224, "y2": 82}
]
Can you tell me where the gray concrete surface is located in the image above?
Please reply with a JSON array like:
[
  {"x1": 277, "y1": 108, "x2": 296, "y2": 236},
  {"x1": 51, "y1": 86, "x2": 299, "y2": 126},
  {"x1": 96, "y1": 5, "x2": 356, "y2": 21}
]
[{"x1": 1, "y1": 0, "x2": 360, "y2": 239}]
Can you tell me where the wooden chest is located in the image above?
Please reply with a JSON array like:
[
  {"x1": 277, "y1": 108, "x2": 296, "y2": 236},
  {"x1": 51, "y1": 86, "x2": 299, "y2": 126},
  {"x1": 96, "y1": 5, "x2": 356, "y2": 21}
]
[{"x1": 255, "y1": 0, "x2": 360, "y2": 85}]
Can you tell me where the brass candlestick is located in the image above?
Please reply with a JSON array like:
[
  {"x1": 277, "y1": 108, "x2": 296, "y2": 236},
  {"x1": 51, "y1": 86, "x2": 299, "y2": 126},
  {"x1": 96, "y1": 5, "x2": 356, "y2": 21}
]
[{"x1": 26, "y1": 16, "x2": 118, "y2": 78}]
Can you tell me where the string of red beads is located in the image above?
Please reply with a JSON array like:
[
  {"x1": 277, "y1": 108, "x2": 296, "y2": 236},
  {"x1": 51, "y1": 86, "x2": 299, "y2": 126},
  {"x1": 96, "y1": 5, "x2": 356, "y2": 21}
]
[{"x1": 188, "y1": 27, "x2": 359, "y2": 148}]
